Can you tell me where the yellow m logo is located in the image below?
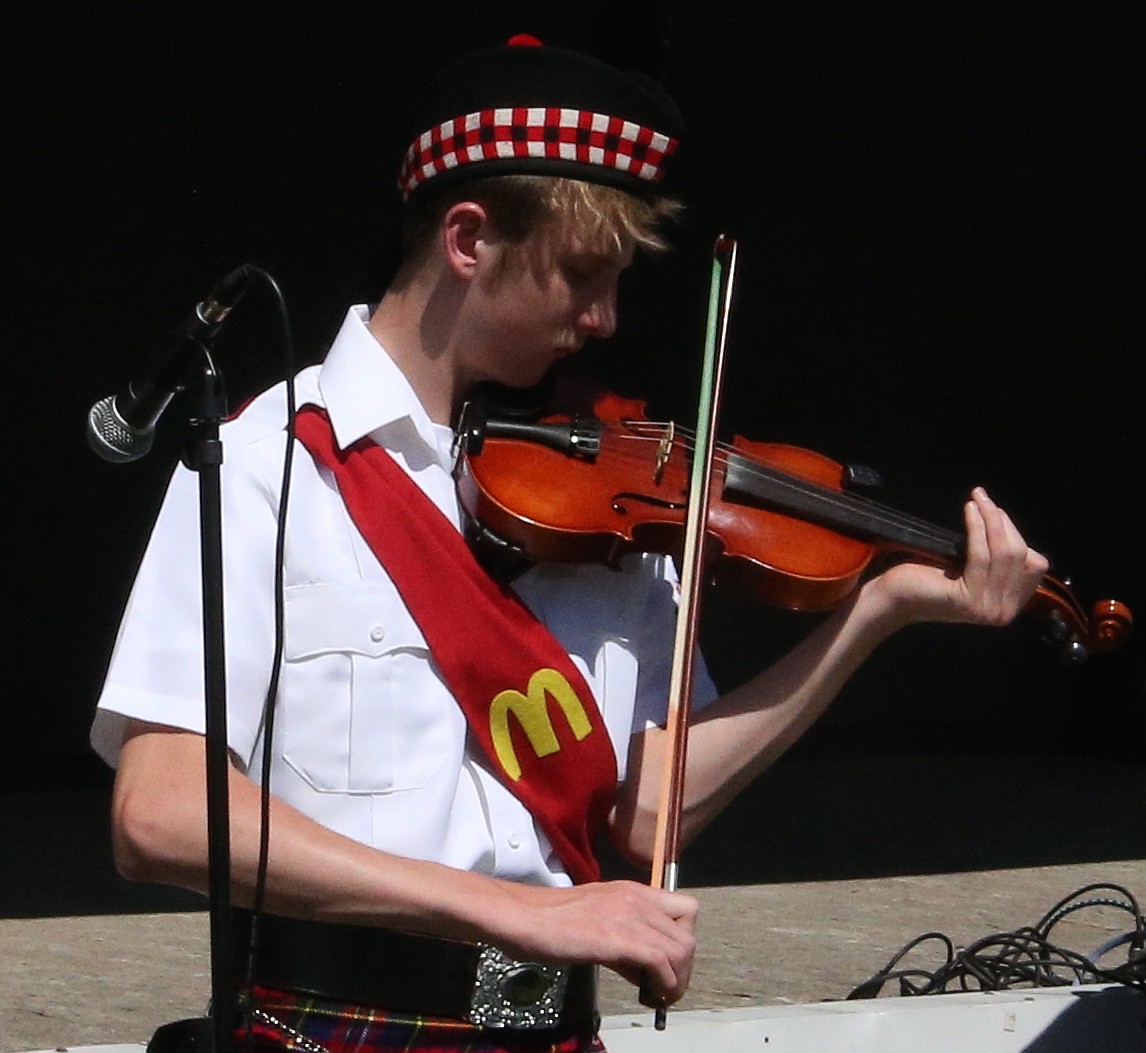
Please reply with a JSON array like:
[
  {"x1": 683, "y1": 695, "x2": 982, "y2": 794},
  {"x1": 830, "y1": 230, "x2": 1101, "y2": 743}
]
[{"x1": 489, "y1": 668, "x2": 594, "y2": 782}]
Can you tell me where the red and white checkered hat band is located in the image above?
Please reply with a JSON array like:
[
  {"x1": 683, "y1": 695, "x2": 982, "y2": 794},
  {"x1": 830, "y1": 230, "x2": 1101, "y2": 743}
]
[{"x1": 397, "y1": 106, "x2": 679, "y2": 198}]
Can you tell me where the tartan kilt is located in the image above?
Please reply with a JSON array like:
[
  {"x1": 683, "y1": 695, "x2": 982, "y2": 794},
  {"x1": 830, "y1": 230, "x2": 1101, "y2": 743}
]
[{"x1": 237, "y1": 984, "x2": 607, "y2": 1053}]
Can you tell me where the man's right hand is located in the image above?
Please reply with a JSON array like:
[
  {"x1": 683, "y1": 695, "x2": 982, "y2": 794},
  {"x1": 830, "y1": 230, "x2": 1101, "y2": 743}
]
[{"x1": 491, "y1": 879, "x2": 699, "y2": 1007}]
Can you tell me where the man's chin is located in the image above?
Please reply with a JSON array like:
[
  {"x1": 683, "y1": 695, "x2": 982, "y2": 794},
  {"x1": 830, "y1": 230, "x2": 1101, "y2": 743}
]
[{"x1": 501, "y1": 362, "x2": 559, "y2": 390}]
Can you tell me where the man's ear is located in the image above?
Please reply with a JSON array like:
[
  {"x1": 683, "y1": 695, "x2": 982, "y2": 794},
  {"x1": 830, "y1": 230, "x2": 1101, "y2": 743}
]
[{"x1": 442, "y1": 201, "x2": 491, "y2": 279}]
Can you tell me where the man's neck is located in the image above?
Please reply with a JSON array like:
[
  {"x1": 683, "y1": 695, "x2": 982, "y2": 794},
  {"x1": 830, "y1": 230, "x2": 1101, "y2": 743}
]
[{"x1": 366, "y1": 280, "x2": 465, "y2": 426}]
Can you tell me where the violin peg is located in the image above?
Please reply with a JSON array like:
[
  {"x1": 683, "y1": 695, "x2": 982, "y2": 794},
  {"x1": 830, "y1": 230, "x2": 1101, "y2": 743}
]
[
  {"x1": 1043, "y1": 609, "x2": 1072, "y2": 643},
  {"x1": 1042, "y1": 609, "x2": 1088, "y2": 662},
  {"x1": 1061, "y1": 638, "x2": 1089, "y2": 665}
]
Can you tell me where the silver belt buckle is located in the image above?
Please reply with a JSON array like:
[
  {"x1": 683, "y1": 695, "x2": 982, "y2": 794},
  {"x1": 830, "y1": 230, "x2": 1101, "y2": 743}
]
[{"x1": 468, "y1": 944, "x2": 570, "y2": 1029}]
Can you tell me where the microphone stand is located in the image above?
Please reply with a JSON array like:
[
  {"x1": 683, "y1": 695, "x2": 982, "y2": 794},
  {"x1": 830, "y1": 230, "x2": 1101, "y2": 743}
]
[
  {"x1": 182, "y1": 354, "x2": 236, "y2": 1053},
  {"x1": 93, "y1": 272, "x2": 263, "y2": 1053}
]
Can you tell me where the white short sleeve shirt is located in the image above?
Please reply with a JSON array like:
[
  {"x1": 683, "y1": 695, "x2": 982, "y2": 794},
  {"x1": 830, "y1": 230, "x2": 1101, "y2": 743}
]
[{"x1": 91, "y1": 305, "x2": 717, "y2": 886}]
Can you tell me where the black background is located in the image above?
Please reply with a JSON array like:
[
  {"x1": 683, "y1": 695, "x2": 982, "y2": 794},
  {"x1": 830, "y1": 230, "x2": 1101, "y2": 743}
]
[{"x1": 5, "y1": 0, "x2": 1143, "y2": 791}]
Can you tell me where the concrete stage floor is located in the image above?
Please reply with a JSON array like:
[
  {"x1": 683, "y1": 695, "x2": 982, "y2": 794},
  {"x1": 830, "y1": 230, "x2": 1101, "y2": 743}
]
[{"x1": 2, "y1": 751, "x2": 1143, "y2": 1051}]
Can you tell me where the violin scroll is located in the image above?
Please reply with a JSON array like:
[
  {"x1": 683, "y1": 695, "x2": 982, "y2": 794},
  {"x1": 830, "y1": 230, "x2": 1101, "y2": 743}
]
[
  {"x1": 1038, "y1": 590, "x2": 1134, "y2": 664},
  {"x1": 1089, "y1": 598, "x2": 1135, "y2": 653}
]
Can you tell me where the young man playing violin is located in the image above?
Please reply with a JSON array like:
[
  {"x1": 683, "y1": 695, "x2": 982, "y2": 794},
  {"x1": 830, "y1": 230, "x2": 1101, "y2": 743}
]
[{"x1": 91, "y1": 37, "x2": 1048, "y2": 1053}]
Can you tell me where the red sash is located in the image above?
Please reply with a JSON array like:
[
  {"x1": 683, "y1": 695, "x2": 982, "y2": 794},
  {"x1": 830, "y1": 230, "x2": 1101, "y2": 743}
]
[{"x1": 294, "y1": 405, "x2": 617, "y2": 884}]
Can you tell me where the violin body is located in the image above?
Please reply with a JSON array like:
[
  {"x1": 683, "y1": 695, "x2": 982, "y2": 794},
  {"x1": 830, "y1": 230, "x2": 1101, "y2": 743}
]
[
  {"x1": 457, "y1": 391, "x2": 1132, "y2": 660},
  {"x1": 460, "y1": 402, "x2": 870, "y2": 610}
]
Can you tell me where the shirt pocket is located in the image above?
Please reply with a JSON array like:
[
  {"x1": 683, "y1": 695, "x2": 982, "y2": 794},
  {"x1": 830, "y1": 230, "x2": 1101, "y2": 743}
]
[{"x1": 280, "y1": 583, "x2": 462, "y2": 794}]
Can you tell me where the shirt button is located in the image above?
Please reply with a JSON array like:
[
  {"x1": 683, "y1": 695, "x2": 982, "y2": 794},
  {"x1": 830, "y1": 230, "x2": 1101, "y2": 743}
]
[
  {"x1": 369, "y1": 625, "x2": 385, "y2": 643},
  {"x1": 506, "y1": 832, "x2": 522, "y2": 850}
]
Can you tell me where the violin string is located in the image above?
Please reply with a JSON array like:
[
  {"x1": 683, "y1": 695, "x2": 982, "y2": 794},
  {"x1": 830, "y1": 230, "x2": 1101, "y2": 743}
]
[
  {"x1": 622, "y1": 419, "x2": 960, "y2": 543},
  {"x1": 609, "y1": 420, "x2": 963, "y2": 552},
  {"x1": 730, "y1": 455, "x2": 964, "y2": 549},
  {"x1": 607, "y1": 419, "x2": 1084, "y2": 626}
]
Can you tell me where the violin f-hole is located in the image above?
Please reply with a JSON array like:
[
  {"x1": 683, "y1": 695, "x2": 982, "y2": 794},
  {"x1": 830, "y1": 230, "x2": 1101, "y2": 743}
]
[{"x1": 612, "y1": 492, "x2": 688, "y2": 515}]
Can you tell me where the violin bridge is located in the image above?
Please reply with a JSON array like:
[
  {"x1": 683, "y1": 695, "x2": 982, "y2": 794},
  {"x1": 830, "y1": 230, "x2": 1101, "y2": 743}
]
[{"x1": 654, "y1": 423, "x2": 674, "y2": 485}]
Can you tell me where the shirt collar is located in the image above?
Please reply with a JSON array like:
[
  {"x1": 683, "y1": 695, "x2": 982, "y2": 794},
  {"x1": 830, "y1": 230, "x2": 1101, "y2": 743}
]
[{"x1": 318, "y1": 305, "x2": 446, "y2": 459}]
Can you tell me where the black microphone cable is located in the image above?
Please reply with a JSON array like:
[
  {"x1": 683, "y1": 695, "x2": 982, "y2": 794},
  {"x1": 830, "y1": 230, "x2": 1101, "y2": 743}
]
[{"x1": 233, "y1": 267, "x2": 298, "y2": 1053}]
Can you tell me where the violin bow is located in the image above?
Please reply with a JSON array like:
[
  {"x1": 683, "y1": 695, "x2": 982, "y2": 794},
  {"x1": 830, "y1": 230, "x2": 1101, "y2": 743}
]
[{"x1": 646, "y1": 235, "x2": 739, "y2": 1028}]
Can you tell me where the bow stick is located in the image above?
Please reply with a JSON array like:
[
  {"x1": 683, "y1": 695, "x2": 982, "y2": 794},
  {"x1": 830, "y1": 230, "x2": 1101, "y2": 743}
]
[{"x1": 646, "y1": 235, "x2": 739, "y2": 1028}]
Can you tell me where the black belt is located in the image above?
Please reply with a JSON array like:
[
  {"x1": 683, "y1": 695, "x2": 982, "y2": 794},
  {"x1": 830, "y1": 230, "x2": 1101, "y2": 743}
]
[{"x1": 232, "y1": 910, "x2": 598, "y2": 1032}]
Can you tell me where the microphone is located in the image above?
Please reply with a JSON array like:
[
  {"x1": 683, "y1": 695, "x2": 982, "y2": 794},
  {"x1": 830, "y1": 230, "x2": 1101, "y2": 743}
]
[{"x1": 86, "y1": 265, "x2": 254, "y2": 463}]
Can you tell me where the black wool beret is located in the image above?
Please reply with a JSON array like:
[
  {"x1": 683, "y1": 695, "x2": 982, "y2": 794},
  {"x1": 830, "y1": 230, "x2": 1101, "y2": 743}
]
[{"x1": 397, "y1": 36, "x2": 683, "y2": 201}]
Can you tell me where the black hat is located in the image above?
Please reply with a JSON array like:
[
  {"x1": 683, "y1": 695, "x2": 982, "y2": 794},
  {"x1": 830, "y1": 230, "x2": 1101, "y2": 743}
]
[{"x1": 397, "y1": 35, "x2": 682, "y2": 201}]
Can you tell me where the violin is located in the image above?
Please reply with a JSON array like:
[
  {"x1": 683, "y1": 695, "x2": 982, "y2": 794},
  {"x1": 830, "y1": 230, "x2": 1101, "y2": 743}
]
[{"x1": 456, "y1": 389, "x2": 1132, "y2": 662}]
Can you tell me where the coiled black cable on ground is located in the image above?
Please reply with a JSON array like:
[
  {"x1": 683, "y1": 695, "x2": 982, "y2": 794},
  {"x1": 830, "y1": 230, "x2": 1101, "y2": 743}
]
[{"x1": 846, "y1": 882, "x2": 1146, "y2": 999}]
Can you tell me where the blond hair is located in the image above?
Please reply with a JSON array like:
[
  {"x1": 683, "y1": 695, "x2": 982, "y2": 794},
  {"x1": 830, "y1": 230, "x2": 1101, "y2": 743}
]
[{"x1": 401, "y1": 174, "x2": 682, "y2": 265}]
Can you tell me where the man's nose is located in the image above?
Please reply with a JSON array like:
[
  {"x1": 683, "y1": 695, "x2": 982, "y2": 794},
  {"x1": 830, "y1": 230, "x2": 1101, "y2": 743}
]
[{"x1": 578, "y1": 288, "x2": 618, "y2": 339}]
